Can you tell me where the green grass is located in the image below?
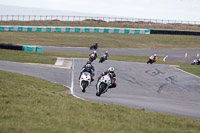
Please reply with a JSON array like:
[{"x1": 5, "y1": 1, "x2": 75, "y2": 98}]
[
  {"x1": 0, "y1": 32, "x2": 200, "y2": 49},
  {"x1": 1, "y1": 21, "x2": 200, "y2": 132},
  {"x1": 0, "y1": 49, "x2": 56, "y2": 64},
  {"x1": 179, "y1": 67, "x2": 200, "y2": 76},
  {"x1": 0, "y1": 70, "x2": 200, "y2": 133}
]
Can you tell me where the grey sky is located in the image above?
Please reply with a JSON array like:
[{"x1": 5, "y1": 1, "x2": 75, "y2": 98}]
[{"x1": 1, "y1": 0, "x2": 200, "y2": 21}]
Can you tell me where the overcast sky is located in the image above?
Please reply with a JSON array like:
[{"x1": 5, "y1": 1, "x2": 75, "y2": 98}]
[{"x1": 1, "y1": 0, "x2": 200, "y2": 21}]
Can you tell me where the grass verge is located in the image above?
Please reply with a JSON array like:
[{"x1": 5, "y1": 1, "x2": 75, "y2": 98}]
[
  {"x1": 0, "y1": 70, "x2": 200, "y2": 133},
  {"x1": 0, "y1": 32, "x2": 200, "y2": 49}
]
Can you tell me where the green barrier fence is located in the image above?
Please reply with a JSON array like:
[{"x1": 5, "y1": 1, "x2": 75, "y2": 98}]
[
  {"x1": 9, "y1": 27, "x2": 14, "y2": 31},
  {"x1": 46, "y1": 27, "x2": 51, "y2": 32},
  {"x1": 37, "y1": 27, "x2": 42, "y2": 32},
  {"x1": 124, "y1": 29, "x2": 130, "y2": 34},
  {"x1": 0, "y1": 26, "x2": 151, "y2": 34},
  {"x1": 23, "y1": 45, "x2": 34, "y2": 52},
  {"x1": 27, "y1": 27, "x2": 32, "y2": 32},
  {"x1": 66, "y1": 28, "x2": 70, "y2": 32},
  {"x1": 56, "y1": 28, "x2": 61, "y2": 32},
  {"x1": 0, "y1": 27, "x2": 4, "y2": 31},
  {"x1": 36, "y1": 46, "x2": 43, "y2": 52},
  {"x1": 85, "y1": 28, "x2": 90, "y2": 32},
  {"x1": 114, "y1": 29, "x2": 119, "y2": 33},
  {"x1": 18, "y1": 27, "x2": 23, "y2": 32}
]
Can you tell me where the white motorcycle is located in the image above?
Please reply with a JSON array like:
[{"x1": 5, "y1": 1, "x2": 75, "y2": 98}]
[
  {"x1": 80, "y1": 72, "x2": 91, "y2": 92},
  {"x1": 96, "y1": 74, "x2": 112, "y2": 96}
]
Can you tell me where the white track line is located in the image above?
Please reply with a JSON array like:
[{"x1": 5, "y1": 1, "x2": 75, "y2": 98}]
[
  {"x1": 163, "y1": 55, "x2": 168, "y2": 62},
  {"x1": 69, "y1": 58, "x2": 85, "y2": 100}
]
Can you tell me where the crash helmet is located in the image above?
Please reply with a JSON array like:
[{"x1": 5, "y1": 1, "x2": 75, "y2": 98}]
[
  {"x1": 108, "y1": 67, "x2": 115, "y2": 73},
  {"x1": 154, "y1": 54, "x2": 157, "y2": 57},
  {"x1": 86, "y1": 61, "x2": 91, "y2": 64},
  {"x1": 105, "y1": 51, "x2": 109, "y2": 55},
  {"x1": 86, "y1": 64, "x2": 91, "y2": 71},
  {"x1": 93, "y1": 51, "x2": 97, "y2": 54}
]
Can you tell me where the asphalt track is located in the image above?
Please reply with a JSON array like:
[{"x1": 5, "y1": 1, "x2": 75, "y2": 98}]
[
  {"x1": 43, "y1": 46, "x2": 200, "y2": 63},
  {"x1": 1, "y1": 58, "x2": 200, "y2": 119}
]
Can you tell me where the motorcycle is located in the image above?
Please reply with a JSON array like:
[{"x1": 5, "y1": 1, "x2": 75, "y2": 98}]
[
  {"x1": 147, "y1": 59, "x2": 156, "y2": 64},
  {"x1": 191, "y1": 59, "x2": 200, "y2": 65},
  {"x1": 99, "y1": 54, "x2": 107, "y2": 63},
  {"x1": 89, "y1": 54, "x2": 95, "y2": 62},
  {"x1": 96, "y1": 74, "x2": 112, "y2": 96},
  {"x1": 80, "y1": 72, "x2": 91, "y2": 92}
]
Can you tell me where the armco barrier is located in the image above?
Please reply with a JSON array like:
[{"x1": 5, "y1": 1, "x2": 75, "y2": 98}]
[{"x1": 0, "y1": 26, "x2": 151, "y2": 34}]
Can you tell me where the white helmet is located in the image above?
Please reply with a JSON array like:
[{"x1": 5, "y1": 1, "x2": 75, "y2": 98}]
[
  {"x1": 93, "y1": 51, "x2": 96, "y2": 54},
  {"x1": 108, "y1": 67, "x2": 114, "y2": 73},
  {"x1": 154, "y1": 54, "x2": 157, "y2": 56}
]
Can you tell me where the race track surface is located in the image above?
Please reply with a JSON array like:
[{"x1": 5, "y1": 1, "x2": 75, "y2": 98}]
[
  {"x1": 73, "y1": 59, "x2": 200, "y2": 119},
  {"x1": 1, "y1": 55, "x2": 200, "y2": 119}
]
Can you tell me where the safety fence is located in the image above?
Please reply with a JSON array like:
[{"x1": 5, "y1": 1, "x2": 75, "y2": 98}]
[
  {"x1": 0, "y1": 26, "x2": 151, "y2": 34},
  {"x1": 0, "y1": 15, "x2": 200, "y2": 25}
]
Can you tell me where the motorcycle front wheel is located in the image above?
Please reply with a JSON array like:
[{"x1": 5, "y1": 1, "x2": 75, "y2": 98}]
[
  {"x1": 81, "y1": 81, "x2": 88, "y2": 92},
  {"x1": 96, "y1": 83, "x2": 107, "y2": 96}
]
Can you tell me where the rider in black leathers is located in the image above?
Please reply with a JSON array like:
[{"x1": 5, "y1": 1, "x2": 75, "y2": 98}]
[{"x1": 90, "y1": 42, "x2": 98, "y2": 50}]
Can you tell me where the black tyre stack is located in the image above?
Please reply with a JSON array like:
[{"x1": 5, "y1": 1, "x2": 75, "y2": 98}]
[{"x1": 0, "y1": 43, "x2": 23, "y2": 50}]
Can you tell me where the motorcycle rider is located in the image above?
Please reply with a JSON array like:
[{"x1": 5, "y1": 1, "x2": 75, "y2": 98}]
[
  {"x1": 97, "y1": 67, "x2": 117, "y2": 88},
  {"x1": 90, "y1": 42, "x2": 98, "y2": 50},
  {"x1": 148, "y1": 54, "x2": 157, "y2": 64},
  {"x1": 89, "y1": 51, "x2": 98, "y2": 60},
  {"x1": 82, "y1": 61, "x2": 95, "y2": 72},
  {"x1": 103, "y1": 51, "x2": 109, "y2": 60},
  {"x1": 79, "y1": 64, "x2": 94, "y2": 82},
  {"x1": 99, "y1": 51, "x2": 109, "y2": 63}
]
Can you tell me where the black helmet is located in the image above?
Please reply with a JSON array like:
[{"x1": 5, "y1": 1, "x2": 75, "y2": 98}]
[{"x1": 86, "y1": 61, "x2": 91, "y2": 64}]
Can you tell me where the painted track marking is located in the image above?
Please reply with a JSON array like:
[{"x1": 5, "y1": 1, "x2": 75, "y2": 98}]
[{"x1": 163, "y1": 55, "x2": 168, "y2": 62}]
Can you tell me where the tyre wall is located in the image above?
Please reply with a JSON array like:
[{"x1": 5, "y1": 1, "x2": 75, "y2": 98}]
[
  {"x1": 0, "y1": 43, "x2": 23, "y2": 50},
  {"x1": 150, "y1": 29, "x2": 200, "y2": 36},
  {"x1": 0, "y1": 43, "x2": 43, "y2": 52}
]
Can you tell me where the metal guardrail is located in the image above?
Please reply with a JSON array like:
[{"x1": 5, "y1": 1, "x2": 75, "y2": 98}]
[{"x1": 0, "y1": 15, "x2": 200, "y2": 25}]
